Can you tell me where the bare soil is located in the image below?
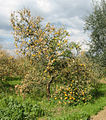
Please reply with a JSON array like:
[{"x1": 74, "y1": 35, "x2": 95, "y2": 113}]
[{"x1": 91, "y1": 107, "x2": 106, "y2": 120}]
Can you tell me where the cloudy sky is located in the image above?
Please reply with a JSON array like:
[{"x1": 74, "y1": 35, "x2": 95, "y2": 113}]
[{"x1": 0, "y1": 0, "x2": 100, "y2": 55}]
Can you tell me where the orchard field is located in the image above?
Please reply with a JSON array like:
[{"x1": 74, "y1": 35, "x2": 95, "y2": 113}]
[
  {"x1": 0, "y1": 43, "x2": 106, "y2": 120},
  {"x1": 0, "y1": 0, "x2": 106, "y2": 119}
]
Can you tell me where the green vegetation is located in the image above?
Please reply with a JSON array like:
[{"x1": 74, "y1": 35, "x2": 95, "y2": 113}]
[
  {"x1": 0, "y1": 78, "x2": 106, "y2": 120},
  {"x1": 0, "y1": 0, "x2": 106, "y2": 119},
  {"x1": 0, "y1": 97, "x2": 45, "y2": 120},
  {"x1": 0, "y1": 47, "x2": 106, "y2": 119},
  {"x1": 84, "y1": 0, "x2": 106, "y2": 68}
]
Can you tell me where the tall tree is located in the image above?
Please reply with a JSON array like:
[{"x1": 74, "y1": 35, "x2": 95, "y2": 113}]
[{"x1": 84, "y1": 0, "x2": 106, "y2": 67}]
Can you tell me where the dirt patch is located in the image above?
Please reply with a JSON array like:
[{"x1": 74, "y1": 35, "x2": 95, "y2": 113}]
[
  {"x1": 91, "y1": 106, "x2": 106, "y2": 120},
  {"x1": 100, "y1": 80, "x2": 106, "y2": 84}
]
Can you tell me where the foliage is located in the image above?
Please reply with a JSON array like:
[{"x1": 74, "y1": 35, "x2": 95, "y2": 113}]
[
  {"x1": 39, "y1": 83, "x2": 106, "y2": 120},
  {"x1": 15, "y1": 56, "x2": 33, "y2": 78},
  {"x1": 0, "y1": 97, "x2": 45, "y2": 120},
  {"x1": 11, "y1": 8, "x2": 80, "y2": 99},
  {"x1": 84, "y1": 0, "x2": 106, "y2": 67},
  {"x1": 0, "y1": 79, "x2": 106, "y2": 120},
  {"x1": 11, "y1": 8, "x2": 72, "y2": 63},
  {"x1": 15, "y1": 62, "x2": 46, "y2": 98},
  {"x1": 53, "y1": 82, "x2": 92, "y2": 105},
  {"x1": 14, "y1": 54, "x2": 97, "y2": 101},
  {"x1": 0, "y1": 4, "x2": 106, "y2": 120},
  {"x1": 53, "y1": 56, "x2": 97, "y2": 105},
  {"x1": 10, "y1": 8, "x2": 100, "y2": 107},
  {"x1": 80, "y1": 51, "x2": 101, "y2": 79},
  {"x1": 0, "y1": 48, "x2": 17, "y2": 82}
]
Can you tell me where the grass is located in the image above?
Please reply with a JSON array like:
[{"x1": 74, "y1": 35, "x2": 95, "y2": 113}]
[
  {"x1": 104, "y1": 77, "x2": 106, "y2": 81},
  {"x1": 0, "y1": 76, "x2": 21, "y2": 94},
  {"x1": 38, "y1": 83, "x2": 106, "y2": 120},
  {"x1": 0, "y1": 77, "x2": 106, "y2": 120}
]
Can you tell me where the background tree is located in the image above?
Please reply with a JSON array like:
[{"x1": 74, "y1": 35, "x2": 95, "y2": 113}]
[
  {"x1": 84, "y1": 0, "x2": 106, "y2": 67},
  {"x1": 0, "y1": 46, "x2": 17, "y2": 85}
]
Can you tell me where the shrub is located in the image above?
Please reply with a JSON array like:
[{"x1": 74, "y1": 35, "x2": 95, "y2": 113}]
[
  {"x1": 0, "y1": 48, "x2": 17, "y2": 82},
  {"x1": 15, "y1": 63, "x2": 46, "y2": 98},
  {"x1": 53, "y1": 81, "x2": 92, "y2": 105},
  {"x1": 52, "y1": 57, "x2": 97, "y2": 105}
]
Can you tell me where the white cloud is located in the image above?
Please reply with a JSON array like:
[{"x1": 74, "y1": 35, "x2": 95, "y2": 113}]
[
  {"x1": 35, "y1": 0, "x2": 53, "y2": 13},
  {"x1": 0, "y1": 0, "x2": 101, "y2": 55},
  {"x1": 0, "y1": 29, "x2": 11, "y2": 37}
]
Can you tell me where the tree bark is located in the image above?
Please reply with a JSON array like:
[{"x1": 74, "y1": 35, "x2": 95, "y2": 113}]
[{"x1": 47, "y1": 76, "x2": 54, "y2": 100}]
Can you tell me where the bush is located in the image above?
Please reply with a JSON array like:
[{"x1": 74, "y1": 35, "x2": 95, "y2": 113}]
[
  {"x1": 0, "y1": 97, "x2": 45, "y2": 120},
  {"x1": 15, "y1": 54, "x2": 99, "y2": 104},
  {"x1": 15, "y1": 61, "x2": 47, "y2": 99},
  {"x1": 52, "y1": 57, "x2": 98, "y2": 105},
  {"x1": 0, "y1": 48, "x2": 17, "y2": 82},
  {"x1": 53, "y1": 81, "x2": 92, "y2": 105}
]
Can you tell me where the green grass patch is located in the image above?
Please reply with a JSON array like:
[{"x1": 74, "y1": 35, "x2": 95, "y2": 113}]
[
  {"x1": 0, "y1": 96, "x2": 45, "y2": 120},
  {"x1": 0, "y1": 77, "x2": 106, "y2": 120},
  {"x1": 0, "y1": 76, "x2": 21, "y2": 95},
  {"x1": 38, "y1": 83, "x2": 106, "y2": 120}
]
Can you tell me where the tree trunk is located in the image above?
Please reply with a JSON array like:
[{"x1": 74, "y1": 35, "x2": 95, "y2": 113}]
[{"x1": 47, "y1": 76, "x2": 54, "y2": 100}]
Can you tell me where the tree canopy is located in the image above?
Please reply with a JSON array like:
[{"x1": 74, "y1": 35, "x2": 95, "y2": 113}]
[
  {"x1": 84, "y1": 0, "x2": 106, "y2": 67},
  {"x1": 11, "y1": 9, "x2": 80, "y2": 99}
]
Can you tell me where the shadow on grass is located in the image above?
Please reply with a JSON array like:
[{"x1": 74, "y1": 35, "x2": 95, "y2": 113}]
[
  {"x1": 0, "y1": 81, "x2": 15, "y2": 94},
  {"x1": 91, "y1": 83, "x2": 106, "y2": 101},
  {"x1": 4, "y1": 76, "x2": 22, "y2": 81},
  {"x1": 0, "y1": 76, "x2": 21, "y2": 94}
]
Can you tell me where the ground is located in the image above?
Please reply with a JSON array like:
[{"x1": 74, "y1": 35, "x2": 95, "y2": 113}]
[{"x1": 91, "y1": 106, "x2": 106, "y2": 120}]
